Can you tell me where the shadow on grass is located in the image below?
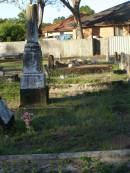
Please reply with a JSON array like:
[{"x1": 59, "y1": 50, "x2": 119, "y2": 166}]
[{"x1": 1, "y1": 81, "x2": 130, "y2": 154}]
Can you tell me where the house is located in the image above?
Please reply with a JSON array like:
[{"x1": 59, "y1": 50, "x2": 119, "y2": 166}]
[
  {"x1": 82, "y1": 1, "x2": 130, "y2": 38},
  {"x1": 42, "y1": 14, "x2": 87, "y2": 40},
  {"x1": 42, "y1": 1, "x2": 130, "y2": 39}
]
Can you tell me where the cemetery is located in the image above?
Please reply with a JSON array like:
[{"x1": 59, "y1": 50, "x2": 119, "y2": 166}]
[{"x1": 1, "y1": 1, "x2": 130, "y2": 173}]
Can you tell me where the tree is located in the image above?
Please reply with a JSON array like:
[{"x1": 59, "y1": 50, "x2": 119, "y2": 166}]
[
  {"x1": 0, "y1": 21, "x2": 25, "y2": 41},
  {"x1": 0, "y1": 0, "x2": 56, "y2": 36},
  {"x1": 80, "y1": 5, "x2": 94, "y2": 15},
  {"x1": 42, "y1": 22, "x2": 51, "y2": 28},
  {"x1": 59, "y1": 0, "x2": 84, "y2": 39},
  {"x1": 53, "y1": 16, "x2": 65, "y2": 23},
  {"x1": 17, "y1": 10, "x2": 26, "y2": 23}
]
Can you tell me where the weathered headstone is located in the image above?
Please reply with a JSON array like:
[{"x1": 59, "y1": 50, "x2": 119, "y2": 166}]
[
  {"x1": 20, "y1": 4, "x2": 48, "y2": 106},
  {"x1": 0, "y1": 97, "x2": 14, "y2": 129},
  {"x1": 0, "y1": 67, "x2": 4, "y2": 77},
  {"x1": 48, "y1": 55, "x2": 54, "y2": 69}
]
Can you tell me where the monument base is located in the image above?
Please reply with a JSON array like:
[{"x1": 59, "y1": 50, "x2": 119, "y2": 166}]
[
  {"x1": 20, "y1": 87, "x2": 49, "y2": 107},
  {"x1": 20, "y1": 73, "x2": 49, "y2": 107}
]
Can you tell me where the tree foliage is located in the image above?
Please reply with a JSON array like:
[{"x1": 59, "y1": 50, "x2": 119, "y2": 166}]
[
  {"x1": 17, "y1": 10, "x2": 26, "y2": 23},
  {"x1": 0, "y1": 11, "x2": 26, "y2": 42},
  {"x1": 0, "y1": 21, "x2": 25, "y2": 41},
  {"x1": 0, "y1": 0, "x2": 94, "y2": 39},
  {"x1": 53, "y1": 16, "x2": 65, "y2": 23},
  {"x1": 80, "y1": 5, "x2": 94, "y2": 15}
]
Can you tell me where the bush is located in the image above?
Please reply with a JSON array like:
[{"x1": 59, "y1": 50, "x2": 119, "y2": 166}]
[{"x1": 0, "y1": 21, "x2": 25, "y2": 41}]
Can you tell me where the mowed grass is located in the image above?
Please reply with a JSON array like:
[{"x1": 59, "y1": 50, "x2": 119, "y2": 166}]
[
  {"x1": 0, "y1": 82, "x2": 130, "y2": 154},
  {"x1": 0, "y1": 60, "x2": 23, "y2": 69},
  {"x1": 0, "y1": 81, "x2": 20, "y2": 109},
  {"x1": 0, "y1": 59, "x2": 47, "y2": 69},
  {"x1": 0, "y1": 62, "x2": 130, "y2": 154},
  {"x1": 49, "y1": 72, "x2": 128, "y2": 85},
  {"x1": 0, "y1": 71, "x2": 128, "y2": 109}
]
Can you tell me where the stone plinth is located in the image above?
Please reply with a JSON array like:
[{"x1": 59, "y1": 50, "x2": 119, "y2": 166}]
[
  {"x1": 20, "y1": 87, "x2": 48, "y2": 106},
  {"x1": 20, "y1": 42, "x2": 48, "y2": 106}
]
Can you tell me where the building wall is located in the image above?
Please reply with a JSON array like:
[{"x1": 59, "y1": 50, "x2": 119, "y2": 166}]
[
  {"x1": 123, "y1": 25, "x2": 130, "y2": 36},
  {"x1": 83, "y1": 28, "x2": 92, "y2": 38},
  {"x1": 45, "y1": 32, "x2": 61, "y2": 37},
  {"x1": 100, "y1": 27, "x2": 114, "y2": 38},
  {"x1": 83, "y1": 26, "x2": 114, "y2": 38},
  {"x1": 83, "y1": 26, "x2": 130, "y2": 38}
]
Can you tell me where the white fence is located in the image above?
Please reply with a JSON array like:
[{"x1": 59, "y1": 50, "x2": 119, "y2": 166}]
[
  {"x1": 1, "y1": 37, "x2": 130, "y2": 59},
  {"x1": 0, "y1": 39, "x2": 93, "y2": 59},
  {"x1": 109, "y1": 36, "x2": 130, "y2": 56}
]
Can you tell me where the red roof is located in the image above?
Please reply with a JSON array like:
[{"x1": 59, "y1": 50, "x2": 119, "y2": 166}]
[{"x1": 43, "y1": 13, "x2": 87, "y2": 33}]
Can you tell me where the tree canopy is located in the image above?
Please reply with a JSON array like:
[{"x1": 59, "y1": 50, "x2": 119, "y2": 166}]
[
  {"x1": 0, "y1": 11, "x2": 26, "y2": 41},
  {"x1": 53, "y1": 16, "x2": 65, "y2": 23},
  {"x1": 0, "y1": 0, "x2": 95, "y2": 39},
  {"x1": 80, "y1": 5, "x2": 95, "y2": 15}
]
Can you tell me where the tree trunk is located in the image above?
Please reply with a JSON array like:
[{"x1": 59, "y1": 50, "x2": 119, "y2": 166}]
[
  {"x1": 73, "y1": 12, "x2": 84, "y2": 39},
  {"x1": 59, "y1": 0, "x2": 83, "y2": 39}
]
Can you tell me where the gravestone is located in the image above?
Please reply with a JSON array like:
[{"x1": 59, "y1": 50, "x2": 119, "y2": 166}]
[
  {"x1": 48, "y1": 55, "x2": 54, "y2": 69},
  {"x1": 0, "y1": 67, "x2": 4, "y2": 77},
  {"x1": 20, "y1": 4, "x2": 48, "y2": 106},
  {"x1": 0, "y1": 98, "x2": 14, "y2": 129}
]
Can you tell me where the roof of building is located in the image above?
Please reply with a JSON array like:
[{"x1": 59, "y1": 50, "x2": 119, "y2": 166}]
[
  {"x1": 43, "y1": 1, "x2": 130, "y2": 34},
  {"x1": 82, "y1": 1, "x2": 130, "y2": 27},
  {"x1": 43, "y1": 13, "x2": 87, "y2": 33}
]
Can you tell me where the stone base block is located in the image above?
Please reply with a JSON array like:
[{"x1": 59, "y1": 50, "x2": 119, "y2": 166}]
[{"x1": 20, "y1": 87, "x2": 49, "y2": 107}]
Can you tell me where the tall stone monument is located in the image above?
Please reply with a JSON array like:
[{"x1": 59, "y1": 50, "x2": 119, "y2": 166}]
[{"x1": 20, "y1": 4, "x2": 48, "y2": 106}]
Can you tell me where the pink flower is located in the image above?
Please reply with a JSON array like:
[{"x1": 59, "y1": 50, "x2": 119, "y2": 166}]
[{"x1": 22, "y1": 112, "x2": 32, "y2": 128}]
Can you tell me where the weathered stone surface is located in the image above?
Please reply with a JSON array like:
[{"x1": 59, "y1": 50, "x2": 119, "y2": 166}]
[
  {"x1": 26, "y1": 4, "x2": 38, "y2": 43},
  {"x1": 0, "y1": 99, "x2": 14, "y2": 126},
  {"x1": 0, "y1": 150, "x2": 130, "y2": 173},
  {"x1": 23, "y1": 42, "x2": 43, "y2": 74},
  {"x1": 48, "y1": 55, "x2": 54, "y2": 69},
  {"x1": 20, "y1": 87, "x2": 49, "y2": 106},
  {"x1": 20, "y1": 4, "x2": 48, "y2": 106},
  {"x1": 21, "y1": 73, "x2": 45, "y2": 89}
]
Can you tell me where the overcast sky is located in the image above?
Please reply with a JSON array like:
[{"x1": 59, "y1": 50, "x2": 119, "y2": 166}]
[{"x1": 0, "y1": 0, "x2": 128, "y2": 23}]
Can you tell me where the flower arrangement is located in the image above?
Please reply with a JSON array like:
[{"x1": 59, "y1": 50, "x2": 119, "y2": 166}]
[{"x1": 22, "y1": 112, "x2": 34, "y2": 133}]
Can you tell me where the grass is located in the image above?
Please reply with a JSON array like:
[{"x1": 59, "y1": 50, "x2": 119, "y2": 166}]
[
  {"x1": 48, "y1": 72, "x2": 127, "y2": 85},
  {"x1": 0, "y1": 62, "x2": 130, "y2": 155},
  {"x1": 0, "y1": 59, "x2": 47, "y2": 69},
  {"x1": 0, "y1": 71, "x2": 128, "y2": 109},
  {"x1": 0, "y1": 82, "x2": 130, "y2": 154},
  {"x1": 0, "y1": 60, "x2": 23, "y2": 69},
  {"x1": 0, "y1": 81, "x2": 20, "y2": 109}
]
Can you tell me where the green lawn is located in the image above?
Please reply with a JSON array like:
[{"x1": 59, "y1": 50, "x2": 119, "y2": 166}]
[
  {"x1": 0, "y1": 62, "x2": 130, "y2": 155},
  {"x1": 48, "y1": 72, "x2": 127, "y2": 85},
  {"x1": 0, "y1": 81, "x2": 130, "y2": 155},
  {"x1": 0, "y1": 60, "x2": 23, "y2": 69},
  {"x1": 0, "y1": 59, "x2": 47, "y2": 69}
]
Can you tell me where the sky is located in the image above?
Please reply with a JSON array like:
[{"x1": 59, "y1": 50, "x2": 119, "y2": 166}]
[{"x1": 0, "y1": 0, "x2": 129, "y2": 23}]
